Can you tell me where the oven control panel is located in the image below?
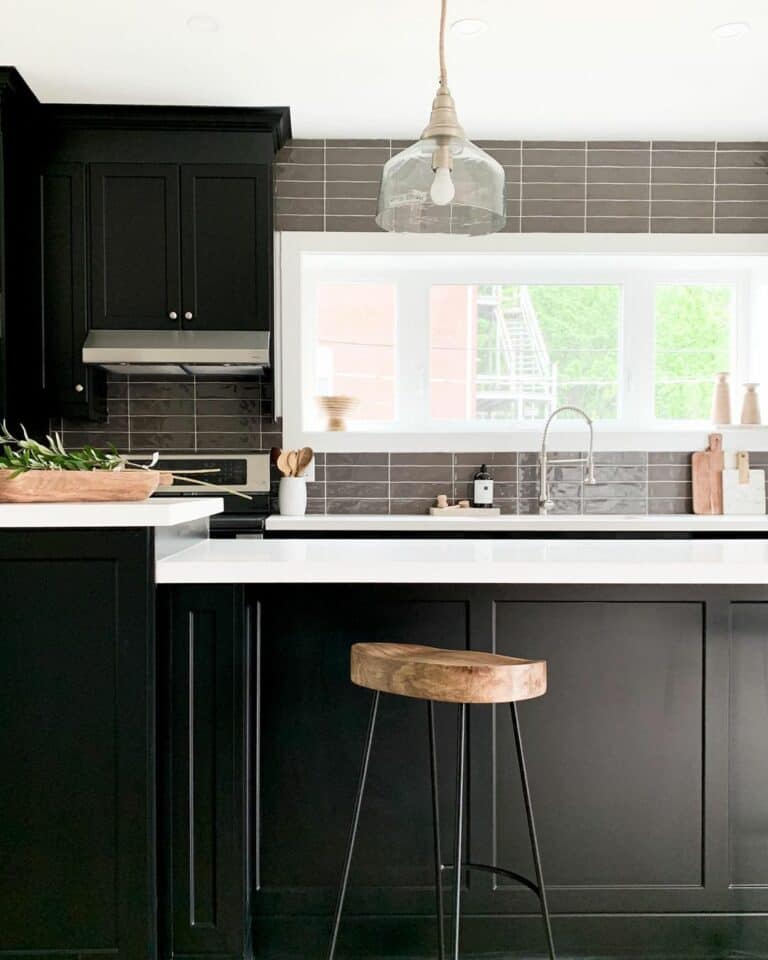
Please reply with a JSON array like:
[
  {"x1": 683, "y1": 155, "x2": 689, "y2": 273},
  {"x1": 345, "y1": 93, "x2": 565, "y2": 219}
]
[{"x1": 132, "y1": 453, "x2": 270, "y2": 493}]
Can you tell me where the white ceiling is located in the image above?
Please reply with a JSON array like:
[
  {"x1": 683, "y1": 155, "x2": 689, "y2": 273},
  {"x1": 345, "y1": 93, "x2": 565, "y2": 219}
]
[{"x1": 1, "y1": 0, "x2": 767, "y2": 140}]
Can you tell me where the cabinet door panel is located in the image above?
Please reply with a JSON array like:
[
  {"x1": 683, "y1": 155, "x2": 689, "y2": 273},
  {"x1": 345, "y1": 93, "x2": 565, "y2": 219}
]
[
  {"x1": 181, "y1": 165, "x2": 270, "y2": 331},
  {"x1": 90, "y1": 163, "x2": 180, "y2": 329},
  {"x1": 492, "y1": 601, "x2": 704, "y2": 894},
  {"x1": 257, "y1": 587, "x2": 465, "y2": 916},
  {"x1": 0, "y1": 529, "x2": 154, "y2": 958},
  {"x1": 43, "y1": 163, "x2": 105, "y2": 418},
  {"x1": 164, "y1": 585, "x2": 251, "y2": 959},
  {"x1": 729, "y1": 602, "x2": 768, "y2": 886}
]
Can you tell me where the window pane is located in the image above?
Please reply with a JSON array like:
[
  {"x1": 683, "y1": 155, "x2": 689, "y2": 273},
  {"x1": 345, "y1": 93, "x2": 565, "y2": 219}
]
[
  {"x1": 654, "y1": 285, "x2": 733, "y2": 420},
  {"x1": 315, "y1": 283, "x2": 396, "y2": 422},
  {"x1": 429, "y1": 284, "x2": 620, "y2": 421}
]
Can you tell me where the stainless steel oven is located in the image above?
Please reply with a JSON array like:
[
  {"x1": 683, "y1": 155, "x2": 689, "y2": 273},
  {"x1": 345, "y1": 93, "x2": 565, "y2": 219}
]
[{"x1": 136, "y1": 453, "x2": 272, "y2": 538}]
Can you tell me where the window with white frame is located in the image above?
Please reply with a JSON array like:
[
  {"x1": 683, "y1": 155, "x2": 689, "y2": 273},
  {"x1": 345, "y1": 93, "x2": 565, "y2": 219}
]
[{"x1": 280, "y1": 235, "x2": 768, "y2": 450}]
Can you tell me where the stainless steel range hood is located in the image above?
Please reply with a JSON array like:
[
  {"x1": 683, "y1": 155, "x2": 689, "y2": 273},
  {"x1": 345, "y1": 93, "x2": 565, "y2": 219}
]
[{"x1": 82, "y1": 329, "x2": 270, "y2": 376}]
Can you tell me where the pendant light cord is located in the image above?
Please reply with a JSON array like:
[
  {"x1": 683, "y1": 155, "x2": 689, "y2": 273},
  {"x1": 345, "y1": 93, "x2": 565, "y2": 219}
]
[{"x1": 438, "y1": 0, "x2": 448, "y2": 88}]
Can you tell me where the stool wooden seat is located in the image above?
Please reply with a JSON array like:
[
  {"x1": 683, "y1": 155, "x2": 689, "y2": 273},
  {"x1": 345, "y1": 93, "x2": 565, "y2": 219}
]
[{"x1": 351, "y1": 642, "x2": 547, "y2": 704}]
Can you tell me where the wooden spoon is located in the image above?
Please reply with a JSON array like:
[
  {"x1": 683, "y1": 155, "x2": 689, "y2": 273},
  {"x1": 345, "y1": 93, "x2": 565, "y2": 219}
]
[
  {"x1": 286, "y1": 450, "x2": 299, "y2": 477},
  {"x1": 296, "y1": 446, "x2": 314, "y2": 477},
  {"x1": 276, "y1": 450, "x2": 292, "y2": 477}
]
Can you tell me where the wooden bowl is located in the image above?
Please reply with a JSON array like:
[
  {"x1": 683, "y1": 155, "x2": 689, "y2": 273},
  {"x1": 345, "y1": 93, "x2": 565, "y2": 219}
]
[
  {"x1": 317, "y1": 395, "x2": 358, "y2": 432},
  {"x1": 0, "y1": 469, "x2": 173, "y2": 503}
]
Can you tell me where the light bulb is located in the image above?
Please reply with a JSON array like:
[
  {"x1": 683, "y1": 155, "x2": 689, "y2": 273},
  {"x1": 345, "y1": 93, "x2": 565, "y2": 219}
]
[{"x1": 430, "y1": 166, "x2": 455, "y2": 206}]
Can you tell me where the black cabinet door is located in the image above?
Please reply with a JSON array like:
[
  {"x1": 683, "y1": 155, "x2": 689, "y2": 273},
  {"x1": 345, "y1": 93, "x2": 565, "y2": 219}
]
[
  {"x1": 0, "y1": 528, "x2": 156, "y2": 958},
  {"x1": 161, "y1": 584, "x2": 253, "y2": 960},
  {"x1": 0, "y1": 71, "x2": 46, "y2": 436},
  {"x1": 254, "y1": 585, "x2": 465, "y2": 922},
  {"x1": 90, "y1": 163, "x2": 181, "y2": 329},
  {"x1": 180, "y1": 164, "x2": 271, "y2": 331},
  {"x1": 42, "y1": 163, "x2": 106, "y2": 419}
]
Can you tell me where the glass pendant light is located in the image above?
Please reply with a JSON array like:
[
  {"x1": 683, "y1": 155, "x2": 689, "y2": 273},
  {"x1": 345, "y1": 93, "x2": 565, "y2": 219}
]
[{"x1": 375, "y1": 0, "x2": 505, "y2": 235}]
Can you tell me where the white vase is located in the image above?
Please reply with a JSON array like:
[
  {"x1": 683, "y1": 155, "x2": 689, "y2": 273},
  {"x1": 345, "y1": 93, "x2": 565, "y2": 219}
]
[{"x1": 279, "y1": 476, "x2": 307, "y2": 516}]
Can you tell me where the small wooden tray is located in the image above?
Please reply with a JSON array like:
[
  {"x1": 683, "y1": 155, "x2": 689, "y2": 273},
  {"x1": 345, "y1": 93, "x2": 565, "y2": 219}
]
[
  {"x1": 0, "y1": 469, "x2": 174, "y2": 503},
  {"x1": 429, "y1": 505, "x2": 501, "y2": 516}
]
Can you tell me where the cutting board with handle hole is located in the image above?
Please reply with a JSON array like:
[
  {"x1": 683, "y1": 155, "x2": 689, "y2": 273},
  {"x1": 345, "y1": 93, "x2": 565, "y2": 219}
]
[{"x1": 692, "y1": 433, "x2": 724, "y2": 515}]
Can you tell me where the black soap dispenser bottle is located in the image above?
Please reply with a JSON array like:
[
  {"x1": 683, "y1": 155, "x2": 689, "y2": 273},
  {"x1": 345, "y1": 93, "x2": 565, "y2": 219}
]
[{"x1": 473, "y1": 464, "x2": 494, "y2": 508}]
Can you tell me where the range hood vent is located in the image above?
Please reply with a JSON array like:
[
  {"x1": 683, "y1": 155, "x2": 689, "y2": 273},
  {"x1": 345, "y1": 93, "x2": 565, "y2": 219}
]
[{"x1": 82, "y1": 329, "x2": 270, "y2": 377}]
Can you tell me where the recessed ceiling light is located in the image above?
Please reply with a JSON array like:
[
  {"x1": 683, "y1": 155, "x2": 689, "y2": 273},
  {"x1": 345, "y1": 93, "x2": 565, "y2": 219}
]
[
  {"x1": 712, "y1": 21, "x2": 750, "y2": 40},
  {"x1": 186, "y1": 14, "x2": 220, "y2": 33},
  {"x1": 450, "y1": 18, "x2": 488, "y2": 37}
]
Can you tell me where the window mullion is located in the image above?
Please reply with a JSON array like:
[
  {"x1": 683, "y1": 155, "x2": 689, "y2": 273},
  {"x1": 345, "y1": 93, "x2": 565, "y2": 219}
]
[
  {"x1": 621, "y1": 276, "x2": 655, "y2": 426},
  {"x1": 397, "y1": 275, "x2": 431, "y2": 429}
]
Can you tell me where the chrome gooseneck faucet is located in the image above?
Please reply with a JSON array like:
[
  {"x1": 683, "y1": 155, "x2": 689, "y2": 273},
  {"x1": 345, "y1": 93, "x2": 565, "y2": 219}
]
[{"x1": 538, "y1": 406, "x2": 596, "y2": 515}]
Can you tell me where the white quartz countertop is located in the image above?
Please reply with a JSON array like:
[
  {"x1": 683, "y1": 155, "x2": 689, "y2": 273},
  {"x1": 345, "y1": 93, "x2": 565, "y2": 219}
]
[
  {"x1": 265, "y1": 513, "x2": 768, "y2": 533},
  {"x1": 156, "y1": 537, "x2": 768, "y2": 585},
  {"x1": 0, "y1": 496, "x2": 224, "y2": 528}
]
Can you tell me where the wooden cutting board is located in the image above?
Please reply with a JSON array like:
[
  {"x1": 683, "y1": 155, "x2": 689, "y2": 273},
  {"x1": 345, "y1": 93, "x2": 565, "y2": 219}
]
[
  {"x1": 722, "y1": 451, "x2": 767, "y2": 515},
  {"x1": 692, "y1": 433, "x2": 724, "y2": 515},
  {"x1": 0, "y1": 469, "x2": 174, "y2": 503}
]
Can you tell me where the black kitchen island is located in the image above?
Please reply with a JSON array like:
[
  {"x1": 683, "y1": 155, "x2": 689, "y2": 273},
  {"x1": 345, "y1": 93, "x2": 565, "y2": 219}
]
[
  {"x1": 157, "y1": 537, "x2": 768, "y2": 959},
  {"x1": 4, "y1": 517, "x2": 768, "y2": 959}
]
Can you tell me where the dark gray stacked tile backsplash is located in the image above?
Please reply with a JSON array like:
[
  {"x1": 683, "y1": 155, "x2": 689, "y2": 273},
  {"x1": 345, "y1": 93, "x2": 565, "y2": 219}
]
[
  {"x1": 52, "y1": 377, "x2": 768, "y2": 517},
  {"x1": 276, "y1": 139, "x2": 768, "y2": 234},
  {"x1": 54, "y1": 375, "x2": 281, "y2": 454},
  {"x1": 305, "y1": 451, "x2": 694, "y2": 516}
]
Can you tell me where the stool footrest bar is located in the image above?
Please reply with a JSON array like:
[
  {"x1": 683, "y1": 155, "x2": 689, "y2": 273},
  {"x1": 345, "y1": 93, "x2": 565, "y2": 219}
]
[{"x1": 440, "y1": 861, "x2": 540, "y2": 897}]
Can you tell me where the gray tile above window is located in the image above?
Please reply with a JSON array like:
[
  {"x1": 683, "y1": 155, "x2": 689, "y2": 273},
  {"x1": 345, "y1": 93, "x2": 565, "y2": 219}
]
[{"x1": 275, "y1": 139, "x2": 768, "y2": 234}]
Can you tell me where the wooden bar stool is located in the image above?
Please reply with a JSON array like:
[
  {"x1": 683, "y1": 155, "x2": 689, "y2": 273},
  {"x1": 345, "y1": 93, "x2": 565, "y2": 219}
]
[{"x1": 327, "y1": 642, "x2": 555, "y2": 960}]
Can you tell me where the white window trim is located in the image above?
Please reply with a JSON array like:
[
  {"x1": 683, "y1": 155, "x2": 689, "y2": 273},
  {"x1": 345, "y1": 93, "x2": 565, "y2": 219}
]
[{"x1": 277, "y1": 231, "x2": 768, "y2": 452}]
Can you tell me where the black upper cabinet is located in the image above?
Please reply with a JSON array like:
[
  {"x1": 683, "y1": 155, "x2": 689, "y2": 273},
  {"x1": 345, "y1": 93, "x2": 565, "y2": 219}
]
[
  {"x1": 38, "y1": 101, "x2": 290, "y2": 418},
  {"x1": 0, "y1": 68, "x2": 46, "y2": 435},
  {"x1": 43, "y1": 163, "x2": 106, "y2": 418},
  {"x1": 181, "y1": 164, "x2": 272, "y2": 331},
  {"x1": 89, "y1": 162, "x2": 272, "y2": 333},
  {"x1": 90, "y1": 163, "x2": 181, "y2": 330}
]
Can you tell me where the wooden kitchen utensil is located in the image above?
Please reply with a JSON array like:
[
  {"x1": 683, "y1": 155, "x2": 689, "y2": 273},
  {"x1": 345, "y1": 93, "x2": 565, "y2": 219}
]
[
  {"x1": 692, "y1": 433, "x2": 724, "y2": 515},
  {"x1": 722, "y1": 451, "x2": 766, "y2": 515},
  {"x1": 276, "y1": 450, "x2": 292, "y2": 477},
  {"x1": 0, "y1": 468, "x2": 174, "y2": 503},
  {"x1": 296, "y1": 447, "x2": 314, "y2": 477},
  {"x1": 286, "y1": 450, "x2": 299, "y2": 477}
]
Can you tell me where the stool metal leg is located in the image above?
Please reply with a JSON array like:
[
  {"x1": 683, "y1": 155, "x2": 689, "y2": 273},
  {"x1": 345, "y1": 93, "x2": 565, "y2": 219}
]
[
  {"x1": 510, "y1": 702, "x2": 556, "y2": 960},
  {"x1": 327, "y1": 691, "x2": 380, "y2": 960},
  {"x1": 451, "y1": 703, "x2": 467, "y2": 960},
  {"x1": 427, "y1": 701, "x2": 446, "y2": 960}
]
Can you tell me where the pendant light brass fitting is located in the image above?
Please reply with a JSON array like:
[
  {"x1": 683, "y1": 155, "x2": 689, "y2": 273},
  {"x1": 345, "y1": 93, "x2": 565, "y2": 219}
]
[
  {"x1": 431, "y1": 142, "x2": 454, "y2": 173},
  {"x1": 421, "y1": 81, "x2": 466, "y2": 141}
]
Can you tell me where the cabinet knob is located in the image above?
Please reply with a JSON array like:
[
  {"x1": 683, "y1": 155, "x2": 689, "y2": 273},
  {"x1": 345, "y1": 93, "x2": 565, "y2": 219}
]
[
  {"x1": 184, "y1": 311, "x2": 193, "y2": 320},
  {"x1": 169, "y1": 311, "x2": 178, "y2": 320},
  {"x1": 74, "y1": 383, "x2": 84, "y2": 393}
]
